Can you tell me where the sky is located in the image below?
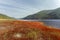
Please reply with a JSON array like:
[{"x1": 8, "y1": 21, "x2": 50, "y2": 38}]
[{"x1": 0, "y1": 0, "x2": 60, "y2": 18}]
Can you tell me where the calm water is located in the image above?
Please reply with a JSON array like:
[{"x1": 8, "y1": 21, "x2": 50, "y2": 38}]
[
  {"x1": 20, "y1": 19, "x2": 60, "y2": 28},
  {"x1": 39, "y1": 19, "x2": 60, "y2": 28},
  {"x1": 21, "y1": 19, "x2": 60, "y2": 28}
]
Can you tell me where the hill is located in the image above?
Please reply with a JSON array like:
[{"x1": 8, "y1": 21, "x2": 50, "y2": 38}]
[
  {"x1": 0, "y1": 14, "x2": 15, "y2": 19},
  {"x1": 23, "y1": 8, "x2": 60, "y2": 19}
]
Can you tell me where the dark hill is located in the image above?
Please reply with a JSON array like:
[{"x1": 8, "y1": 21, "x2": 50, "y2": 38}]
[{"x1": 23, "y1": 8, "x2": 60, "y2": 19}]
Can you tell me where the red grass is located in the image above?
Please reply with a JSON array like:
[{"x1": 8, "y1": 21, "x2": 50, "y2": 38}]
[{"x1": 0, "y1": 20, "x2": 60, "y2": 40}]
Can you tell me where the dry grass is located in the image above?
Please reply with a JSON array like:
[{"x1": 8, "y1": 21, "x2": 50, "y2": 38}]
[{"x1": 0, "y1": 20, "x2": 60, "y2": 40}]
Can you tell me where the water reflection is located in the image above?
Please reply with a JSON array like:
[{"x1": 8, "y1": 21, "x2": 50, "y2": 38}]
[
  {"x1": 20, "y1": 19, "x2": 60, "y2": 28},
  {"x1": 39, "y1": 19, "x2": 60, "y2": 28}
]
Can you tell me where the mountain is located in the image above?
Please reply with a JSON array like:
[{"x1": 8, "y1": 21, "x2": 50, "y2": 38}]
[
  {"x1": 23, "y1": 8, "x2": 60, "y2": 19},
  {"x1": 0, "y1": 14, "x2": 15, "y2": 19}
]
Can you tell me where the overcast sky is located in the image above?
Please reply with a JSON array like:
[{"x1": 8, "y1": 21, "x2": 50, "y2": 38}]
[{"x1": 0, "y1": 0, "x2": 60, "y2": 18}]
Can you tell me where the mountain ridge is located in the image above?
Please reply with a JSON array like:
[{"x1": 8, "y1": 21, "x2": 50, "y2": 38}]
[{"x1": 23, "y1": 8, "x2": 60, "y2": 19}]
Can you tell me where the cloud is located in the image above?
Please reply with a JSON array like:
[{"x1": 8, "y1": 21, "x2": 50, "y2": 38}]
[{"x1": 0, "y1": 0, "x2": 60, "y2": 18}]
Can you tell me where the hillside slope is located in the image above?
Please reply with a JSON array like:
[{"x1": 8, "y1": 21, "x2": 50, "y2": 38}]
[
  {"x1": 23, "y1": 8, "x2": 60, "y2": 19},
  {"x1": 0, "y1": 14, "x2": 15, "y2": 19}
]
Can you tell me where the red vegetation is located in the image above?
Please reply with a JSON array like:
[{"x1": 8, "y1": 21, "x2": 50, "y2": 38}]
[{"x1": 0, "y1": 20, "x2": 60, "y2": 40}]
